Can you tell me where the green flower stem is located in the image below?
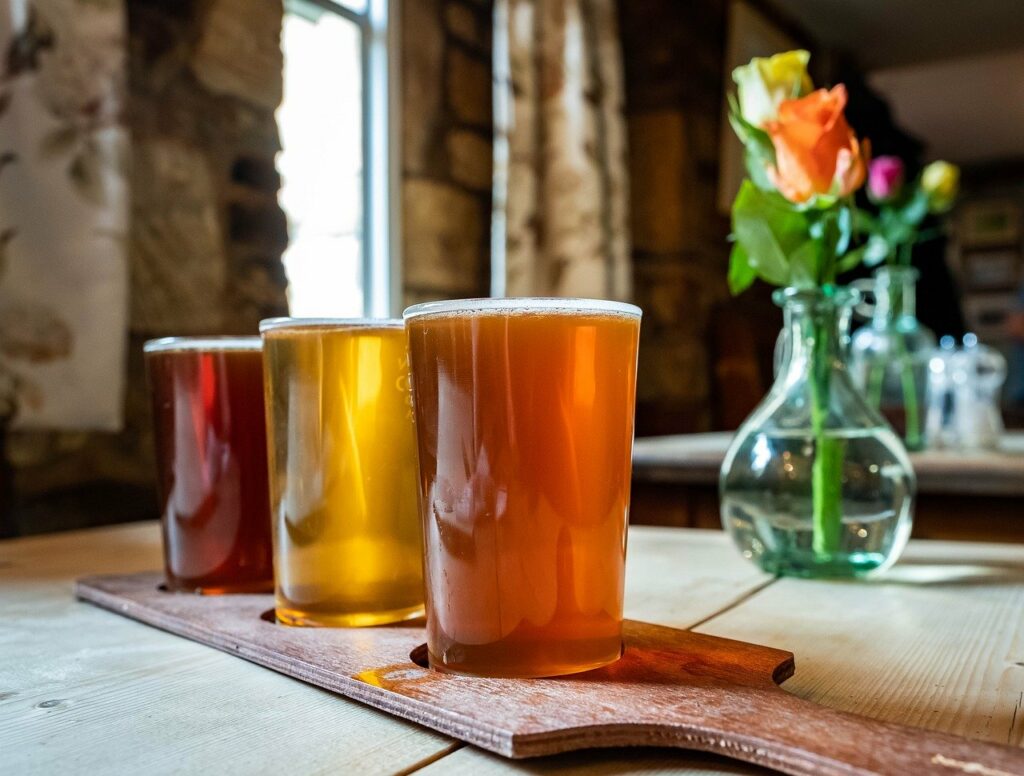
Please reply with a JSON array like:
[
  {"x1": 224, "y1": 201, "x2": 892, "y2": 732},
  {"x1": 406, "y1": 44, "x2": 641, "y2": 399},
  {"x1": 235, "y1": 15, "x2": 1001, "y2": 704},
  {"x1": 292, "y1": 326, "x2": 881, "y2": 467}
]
[
  {"x1": 901, "y1": 366, "x2": 921, "y2": 449},
  {"x1": 874, "y1": 270, "x2": 923, "y2": 449},
  {"x1": 899, "y1": 241, "x2": 913, "y2": 267},
  {"x1": 896, "y1": 339, "x2": 922, "y2": 450},
  {"x1": 866, "y1": 362, "x2": 884, "y2": 408},
  {"x1": 809, "y1": 316, "x2": 843, "y2": 556}
]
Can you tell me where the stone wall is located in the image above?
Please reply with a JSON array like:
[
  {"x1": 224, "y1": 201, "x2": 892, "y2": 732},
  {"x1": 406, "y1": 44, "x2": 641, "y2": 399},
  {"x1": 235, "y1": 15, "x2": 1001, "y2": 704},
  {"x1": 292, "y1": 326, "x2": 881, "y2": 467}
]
[
  {"x1": 9, "y1": 0, "x2": 744, "y2": 533},
  {"x1": 401, "y1": 0, "x2": 493, "y2": 306},
  {"x1": 618, "y1": 0, "x2": 737, "y2": 435},
  {"x1": 10, "y1": 0, "x2": 494, "y2": 534},
  {"x1": 10, "y1": 0, "x2": 289, "y2": 532}
]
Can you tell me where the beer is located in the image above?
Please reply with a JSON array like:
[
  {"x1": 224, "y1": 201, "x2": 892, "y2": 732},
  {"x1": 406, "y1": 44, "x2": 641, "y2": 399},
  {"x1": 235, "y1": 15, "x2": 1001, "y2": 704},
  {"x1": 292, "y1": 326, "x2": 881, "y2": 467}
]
[
  {"x1": 145, "y1": 337, "x2": 273, "y2": 594},
  {"x1": 405, "y1": 299, "x2": 641, "y2": 677},
  {"x1": 261, "y1": 319, "x2": 423, "y2": 627}
]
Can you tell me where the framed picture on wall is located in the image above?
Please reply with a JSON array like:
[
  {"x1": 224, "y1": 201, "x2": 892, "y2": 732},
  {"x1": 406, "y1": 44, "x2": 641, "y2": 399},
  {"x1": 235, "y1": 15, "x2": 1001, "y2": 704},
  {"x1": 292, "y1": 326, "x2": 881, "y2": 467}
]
[
  {"x1": 962, "y1": 293, "x2": 1018, "y2": 342},
  {"x1": 960, "y1": 200, "x2": 1022, "y2": 247},
  {"x1": 716, "y1": 0, "x2": 802, "y2": 215},
  {"x1": 961, "y1": 249, "x2": 1021, "y2": 292}
]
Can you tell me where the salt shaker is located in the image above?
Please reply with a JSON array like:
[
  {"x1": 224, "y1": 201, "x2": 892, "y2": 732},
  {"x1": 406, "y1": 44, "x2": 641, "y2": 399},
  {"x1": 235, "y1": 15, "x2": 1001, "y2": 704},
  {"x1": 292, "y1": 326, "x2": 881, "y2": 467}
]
[
  {"x1": 925, "y1": 335, "x2": 957, "y2": 449},
  {"x1": 951, "y1": 333, "x2": 1007, "y2": 451}
]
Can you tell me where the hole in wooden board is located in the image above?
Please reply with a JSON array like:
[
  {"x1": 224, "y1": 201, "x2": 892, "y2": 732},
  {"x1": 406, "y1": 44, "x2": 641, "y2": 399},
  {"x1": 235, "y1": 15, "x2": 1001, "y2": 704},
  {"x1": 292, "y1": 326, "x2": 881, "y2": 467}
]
[
  {"x1": 259, "y1": 609, "x2": 277, "y2": 624},
  {"x1": 157, "y1": 583, "x2": 169, "y2": 592},
  {"x1": 409, "y1": 643, "x2": 429, "y2": 668}
]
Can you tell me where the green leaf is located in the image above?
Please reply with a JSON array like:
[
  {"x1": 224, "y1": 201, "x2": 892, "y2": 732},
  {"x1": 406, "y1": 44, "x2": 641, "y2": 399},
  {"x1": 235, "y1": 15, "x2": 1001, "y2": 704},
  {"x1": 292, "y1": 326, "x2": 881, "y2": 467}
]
[
  {"x1": 836, "y1": 244, "x2": 867, "y2": 274},
  {"x1": 834, "y1": 204, "x2": 853, "y2": 257},
  {"x1": 727, "y1": 94, "x2": 771, "y2": 148},
  {"x1": 797, "y1": 192, "x2": 839, "y2": 211},
  {"x1": 731, "y1": 180, "x2": 811, "y2": 287},
  {"x1": 863, "y1": 234, "x2": 891, "y2": 267},
  {"x1": 853, "y1": 207, "x2": 879, "y2": 234},
  {"x1": 788, "y1": 239, "x2": 820, "y2": 288},
  {"x1": 744, "y1": 145, "x2": 776, "y2": 191},
  {"x1": 726, "y1": 94, "x2": 750, "y2": 140},
  {"x1": 914, "y1": 226, "x2": 944, "y2": 245},
  {"x1": 880, "y1": 206, "x2": 914, "y2": 245},
  {"x1": 728, "y1": 243, "x2": 757, "y2": 295},
  {"x1": 898, "y1": 187, "x2": 930, "y2": 229},
  {"x1": 727, "y1": 93, "x2": 777, "y2": 178}
]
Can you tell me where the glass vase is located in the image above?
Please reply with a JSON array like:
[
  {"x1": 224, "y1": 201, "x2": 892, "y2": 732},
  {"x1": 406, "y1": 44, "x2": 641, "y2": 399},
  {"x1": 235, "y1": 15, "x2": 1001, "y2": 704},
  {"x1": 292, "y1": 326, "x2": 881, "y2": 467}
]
[
  {"x1": 849, "y1": 267, "x2": 936, "y2": 450},
  {"x1": 720, "y1": 287, "x2": 915, "y2": 578}
]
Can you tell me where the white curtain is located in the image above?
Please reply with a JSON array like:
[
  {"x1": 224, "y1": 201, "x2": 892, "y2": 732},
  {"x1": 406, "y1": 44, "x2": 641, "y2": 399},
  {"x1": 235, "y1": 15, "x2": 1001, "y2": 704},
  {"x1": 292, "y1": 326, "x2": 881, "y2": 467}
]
[
  {"x1": 493, "y1": 0, "x2": 631, "y2": 300},
  {"x1": 0, "y1": 0, "x2": 128, "y2": 430}
]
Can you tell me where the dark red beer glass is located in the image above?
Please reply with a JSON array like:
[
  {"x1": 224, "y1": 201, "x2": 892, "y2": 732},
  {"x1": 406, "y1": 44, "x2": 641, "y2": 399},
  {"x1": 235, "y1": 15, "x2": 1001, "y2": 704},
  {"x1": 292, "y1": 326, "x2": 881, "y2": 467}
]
[{"x1": 145, "y1": 337, "x2": 273, "y2": 593}]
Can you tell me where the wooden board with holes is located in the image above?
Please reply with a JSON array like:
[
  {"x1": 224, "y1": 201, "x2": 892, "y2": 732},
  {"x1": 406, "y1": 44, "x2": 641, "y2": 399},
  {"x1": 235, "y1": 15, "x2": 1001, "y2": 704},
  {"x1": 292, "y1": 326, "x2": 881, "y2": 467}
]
[
  {"x1": 75, "y1": 571, "x2": 1024, "y2": 776},
  {"x1": 0, "y1": 524, "x2": 770, "y2": 775}
]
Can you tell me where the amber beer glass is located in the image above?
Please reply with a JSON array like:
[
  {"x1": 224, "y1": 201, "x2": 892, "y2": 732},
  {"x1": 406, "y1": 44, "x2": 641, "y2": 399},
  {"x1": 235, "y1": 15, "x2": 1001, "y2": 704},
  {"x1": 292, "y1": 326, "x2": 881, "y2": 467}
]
[
  {"x1": 261, "y1": 319, "x2": 424, "y2": 627},
  {"x1": 145, "y1": 337, "x2": 273, "y2": 593},
  {"x1": 405, "y1": 298, "x2": 642, "y2": 677}
]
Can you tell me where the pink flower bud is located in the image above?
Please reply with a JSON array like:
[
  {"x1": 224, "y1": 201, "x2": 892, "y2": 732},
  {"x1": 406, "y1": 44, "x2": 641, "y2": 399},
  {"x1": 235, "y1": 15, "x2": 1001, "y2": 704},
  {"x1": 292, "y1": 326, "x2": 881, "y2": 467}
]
[{"x1": 867, "y1": 156, "x2": 905, "y2": 202}]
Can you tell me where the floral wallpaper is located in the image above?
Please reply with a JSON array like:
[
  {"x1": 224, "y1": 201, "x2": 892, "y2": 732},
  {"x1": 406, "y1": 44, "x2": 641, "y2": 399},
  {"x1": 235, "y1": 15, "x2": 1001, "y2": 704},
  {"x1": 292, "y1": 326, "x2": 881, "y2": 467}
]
[{"x1": 0, "y1": 0, "x2": 127, "y2": 429}]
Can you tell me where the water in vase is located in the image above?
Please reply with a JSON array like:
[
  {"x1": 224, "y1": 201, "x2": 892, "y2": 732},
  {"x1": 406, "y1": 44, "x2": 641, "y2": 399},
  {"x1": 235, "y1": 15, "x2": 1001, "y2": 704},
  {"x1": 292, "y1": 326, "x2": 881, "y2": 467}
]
[{"x1": 722, "y1": 427, "x2": 914, "y2": 577}]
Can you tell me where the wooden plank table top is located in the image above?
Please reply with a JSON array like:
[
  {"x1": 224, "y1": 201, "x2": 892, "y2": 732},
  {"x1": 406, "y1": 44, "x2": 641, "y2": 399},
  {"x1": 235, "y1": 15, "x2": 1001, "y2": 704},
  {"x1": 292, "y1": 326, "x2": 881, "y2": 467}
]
[
  {"x1": 4, "y1": 521, "x2": 1024, "y2": 774},
  {"x1": 633, "y1": 431, "x2": 1024, "y2": 496}
]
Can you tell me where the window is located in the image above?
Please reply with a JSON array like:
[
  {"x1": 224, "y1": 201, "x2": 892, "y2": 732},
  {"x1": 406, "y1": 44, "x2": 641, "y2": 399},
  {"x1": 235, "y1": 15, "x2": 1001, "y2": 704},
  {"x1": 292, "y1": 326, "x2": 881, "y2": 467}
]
[{"x1": 276, "y1": 0, "x2": 396, "y2": 318}]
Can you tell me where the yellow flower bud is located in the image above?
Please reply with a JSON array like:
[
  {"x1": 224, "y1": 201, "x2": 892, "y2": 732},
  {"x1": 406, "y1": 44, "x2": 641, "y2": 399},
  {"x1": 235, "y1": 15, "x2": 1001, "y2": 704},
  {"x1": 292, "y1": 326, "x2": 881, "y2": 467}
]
[
  {"x1": 732, "y1": 50, "x2": 814, "y2": 129},
  {"x1": 921, "y1": 161, "x2": 960, "y2": 212}
]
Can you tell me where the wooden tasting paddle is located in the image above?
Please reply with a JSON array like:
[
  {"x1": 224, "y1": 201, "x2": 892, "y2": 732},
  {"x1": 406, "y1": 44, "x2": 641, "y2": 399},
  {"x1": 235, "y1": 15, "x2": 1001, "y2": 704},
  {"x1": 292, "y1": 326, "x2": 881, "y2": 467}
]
[{"x1": 76, "y1": 572, "x2": 1024, "y2": 776}]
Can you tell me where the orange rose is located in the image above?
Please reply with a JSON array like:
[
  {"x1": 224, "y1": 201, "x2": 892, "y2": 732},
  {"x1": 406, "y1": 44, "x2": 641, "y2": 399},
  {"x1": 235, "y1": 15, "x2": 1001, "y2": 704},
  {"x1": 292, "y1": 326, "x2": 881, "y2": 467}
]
[{"x1": 764, "y1": 85, "x2": 869, "y2": 204}]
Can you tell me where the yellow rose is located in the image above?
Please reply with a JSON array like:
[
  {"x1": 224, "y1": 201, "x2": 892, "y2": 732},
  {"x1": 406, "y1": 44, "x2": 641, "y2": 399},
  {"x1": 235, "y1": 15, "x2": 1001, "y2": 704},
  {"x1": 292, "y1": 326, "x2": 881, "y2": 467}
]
[
  {"x1": 921, "y1": 161, "x2": 959, "y2": 212},
  {"x1": 733, "y1": 50, "x2": 813, "y2": 128}
]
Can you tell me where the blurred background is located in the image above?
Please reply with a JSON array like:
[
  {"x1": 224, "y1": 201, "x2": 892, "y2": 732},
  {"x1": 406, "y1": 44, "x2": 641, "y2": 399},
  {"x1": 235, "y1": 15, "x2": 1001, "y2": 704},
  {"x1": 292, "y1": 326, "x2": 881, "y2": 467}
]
[{"x1": 2, "y1": 0, "x2": 1023, "y2": 536}]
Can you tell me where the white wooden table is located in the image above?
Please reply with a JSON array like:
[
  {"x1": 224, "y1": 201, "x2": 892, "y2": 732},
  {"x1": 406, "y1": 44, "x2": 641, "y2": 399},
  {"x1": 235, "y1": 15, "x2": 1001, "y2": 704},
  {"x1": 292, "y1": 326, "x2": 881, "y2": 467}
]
[{"x1": 3, "y1": 522, "x2": 1024, "y2": 774}]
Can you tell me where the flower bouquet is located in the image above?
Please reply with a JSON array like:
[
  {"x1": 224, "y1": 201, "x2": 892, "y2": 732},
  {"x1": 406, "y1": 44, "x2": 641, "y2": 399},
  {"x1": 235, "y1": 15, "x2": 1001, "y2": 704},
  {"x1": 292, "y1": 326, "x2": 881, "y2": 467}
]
[
  {"x1": 719, "y1": 51, "x2": 915, "y2": 577},
  {"x1": 848, "y1": 157, "x2": 961, "y2": 449},
  {"x1": 862, "y1": 157, "x2": 960, "y2": 266}
]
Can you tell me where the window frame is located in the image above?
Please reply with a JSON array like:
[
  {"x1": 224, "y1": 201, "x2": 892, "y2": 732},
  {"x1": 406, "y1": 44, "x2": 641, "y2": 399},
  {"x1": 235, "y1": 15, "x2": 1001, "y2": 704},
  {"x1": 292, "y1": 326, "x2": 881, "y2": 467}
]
[{"x1": 282, "y1": 0, "x2": 401, "y2": 317}]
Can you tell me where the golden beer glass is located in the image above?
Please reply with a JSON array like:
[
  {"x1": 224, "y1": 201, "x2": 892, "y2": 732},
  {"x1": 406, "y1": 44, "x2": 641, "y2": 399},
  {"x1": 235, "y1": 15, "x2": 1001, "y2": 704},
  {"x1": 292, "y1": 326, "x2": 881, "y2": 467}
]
[{"x1": 261, "y1": 318, "x2": 424, "y2": 627}]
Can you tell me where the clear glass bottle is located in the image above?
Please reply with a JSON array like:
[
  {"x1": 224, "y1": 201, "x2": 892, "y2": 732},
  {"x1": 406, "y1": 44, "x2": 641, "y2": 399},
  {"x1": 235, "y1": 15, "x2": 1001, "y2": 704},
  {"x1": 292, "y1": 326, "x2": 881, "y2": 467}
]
[
  {"x1": 720, "y1": 287, "x2": 916, "y2": 578},
  {"x1": 924, "y1": 335, "x2": 958, "y2": 449},
  {"x1": 849, "y1": 267, "x2": 937, "y2": 450},
  {"x1": 773, "y1": 297, "x2": 854, "y2": 376},
  {"x1": 950, "y1": 334, "x2": 1007, "y2": 451}
]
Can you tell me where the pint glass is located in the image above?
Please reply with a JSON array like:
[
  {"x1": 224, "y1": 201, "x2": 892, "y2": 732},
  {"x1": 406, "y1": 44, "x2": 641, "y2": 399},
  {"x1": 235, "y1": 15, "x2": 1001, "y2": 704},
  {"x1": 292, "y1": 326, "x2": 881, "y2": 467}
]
[
  {"x1": 145, "y1": 337, "x2": 273, "y2": 594},
  {"x1": 261, "y1": 319, "x2": 424, "y2": 627},
  {"x1": 405, "y1": 299, "x2": 641, "y2": 677}
]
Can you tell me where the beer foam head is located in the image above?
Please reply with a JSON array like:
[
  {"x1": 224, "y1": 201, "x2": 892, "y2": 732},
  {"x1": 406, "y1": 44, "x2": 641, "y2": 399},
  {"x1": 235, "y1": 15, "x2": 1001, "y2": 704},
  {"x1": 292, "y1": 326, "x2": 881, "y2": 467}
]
[
  {"x1": 403, "y1": 297, "x2": 642, "y2": 322},
  {"x1": 144, "y1": 336, "x2": 262, "y2": 353},
  {"x1": 259, "y1": 317, "x2": 404, "y2": 333}
]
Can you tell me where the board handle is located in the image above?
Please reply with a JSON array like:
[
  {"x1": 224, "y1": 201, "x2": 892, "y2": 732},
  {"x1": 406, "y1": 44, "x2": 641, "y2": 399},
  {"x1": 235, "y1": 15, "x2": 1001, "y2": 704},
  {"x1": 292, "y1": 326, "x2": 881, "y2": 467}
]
[{"x1": 657, "y1": 685, "x2": 1024, "y2": 776}]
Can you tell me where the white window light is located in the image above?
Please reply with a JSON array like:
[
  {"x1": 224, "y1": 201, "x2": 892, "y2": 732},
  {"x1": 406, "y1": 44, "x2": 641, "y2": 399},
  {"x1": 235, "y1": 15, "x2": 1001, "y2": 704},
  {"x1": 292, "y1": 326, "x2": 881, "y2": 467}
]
[{"x1": 276, "y1": 0, "x2": 399, "y2": 318}]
